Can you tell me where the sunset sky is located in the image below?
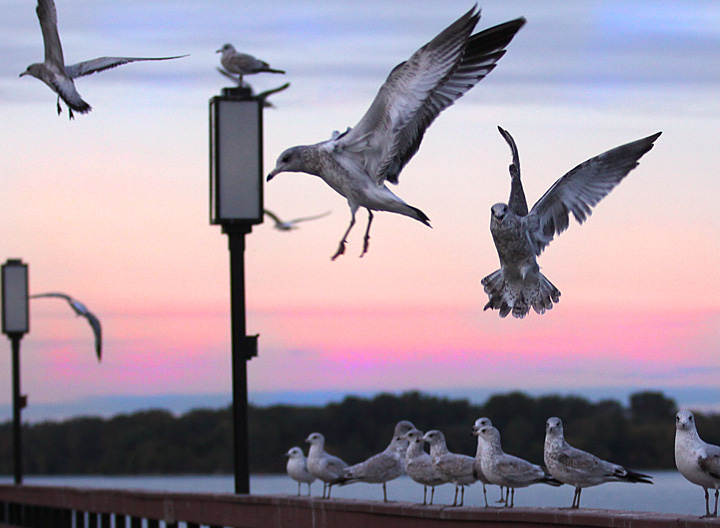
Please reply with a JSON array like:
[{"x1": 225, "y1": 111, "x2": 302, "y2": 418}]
[{"x1": 1, "y1": 0, "x2": 718, "y2": 422}]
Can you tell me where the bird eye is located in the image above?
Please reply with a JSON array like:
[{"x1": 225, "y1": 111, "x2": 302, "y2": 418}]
[{"x1": 281, "y1": 154, "x2": 291, "y2": 163}]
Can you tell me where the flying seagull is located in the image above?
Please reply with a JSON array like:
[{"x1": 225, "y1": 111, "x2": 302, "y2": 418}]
[
  {"x1": 267, "y1": 7, "x2": 526, "y2": 260},
  {"x1": 20, "y1": 0, "x2": 188, "y2": 119},
  {"x1": 30, "y1": 292, "x2": 102, "y2": 360},
  {"x1": 264, "y1": 209, "x2": 331, "y2": 231},
  {"x1": 675, "y1": 410, "x2": 720, "y2": 517},
  {"x1": 285, "y1": 446, "x2": 316, "y2": 497},
  {"x1": 217, "y1": 44, "x2": 285, "y2": 86},
  {"x1": 482, "y1": 127, "x2": 661, "y2": 318},
  {"x1": 544, "y1": 417, "x2": 651, "y2": 509},
  {"x1": 305, "y1": 432, "x2": 348, "y2": 499}
]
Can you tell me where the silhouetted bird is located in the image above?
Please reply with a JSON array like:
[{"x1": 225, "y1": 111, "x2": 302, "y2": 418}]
[{"x1": 30, "y1": 292, "x2": 102, "y2": 360}]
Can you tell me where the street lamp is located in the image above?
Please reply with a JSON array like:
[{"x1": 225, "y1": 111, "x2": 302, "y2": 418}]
[
  {"x1": 210, "y1": 86, "x2": 263, "y2": 494},
  {"x1": 1, "y1": 259, "x2": 29, "y2": 484}
]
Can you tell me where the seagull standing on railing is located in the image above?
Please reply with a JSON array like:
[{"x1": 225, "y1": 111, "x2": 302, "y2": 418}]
[
  {"x1": 30, "y1": 292, "x2": 102, "y2": 360},
  {"x1": 267, "y1": 7, "x2": 525, "y2": 260},
  {"x1": 675, "y1": 411, "x2": 720, "y2": 517},
  {"x1": 20, "y1": 0, "x2": 188, "y2": 119}
]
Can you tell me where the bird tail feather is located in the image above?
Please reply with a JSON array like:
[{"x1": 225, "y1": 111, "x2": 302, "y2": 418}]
[
  {"x1": 623, "y1": 470, "x2": 653, "y2": 484},
  {"x1": 481, "y1": 270, "x2": 560, "y2": 318}
]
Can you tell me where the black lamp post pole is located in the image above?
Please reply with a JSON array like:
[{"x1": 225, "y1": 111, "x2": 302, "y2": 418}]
[{"x1": 10, "y1": 333, "x2": 23, "y2": 484}]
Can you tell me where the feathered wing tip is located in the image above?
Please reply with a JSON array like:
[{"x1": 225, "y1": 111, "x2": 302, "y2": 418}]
[
  {"x1": 481, "y1": 270, "x2": 560, "y2": 318},
  {"x1": 408, "y1": 205, "x2": 431, "y2": 227},
  {"x1": 623, "y1": 469, "x2": 653, "y2": 484},
  {"x1": 543, "y1": 475, "x2": 564, "y2": 487}
]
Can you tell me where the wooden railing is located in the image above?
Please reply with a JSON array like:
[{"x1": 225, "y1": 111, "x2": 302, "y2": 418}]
[{"x1": 0, "y1": 484, "x2": 717, "y2": 528}]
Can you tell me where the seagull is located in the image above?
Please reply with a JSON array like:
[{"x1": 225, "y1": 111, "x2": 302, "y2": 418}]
[
  {"x1": 339, "y1": 420, "x2": 415, "y2": 502},
  {"x1": 20, "y1": 0, "x2": 188, "y2": 119},
  {"x1": 305, "y1": 432, "x2": 348, "y2": 499},
  {"x1": 403, "y1": 428, "x2": 446, "y2": 505},
  {"x1": 216, "y1": 44, "x2": 285, "y2": 86},
  {"x1": 217, "y1": 68, "x2": 290, "y2": 107},
  {"x1": 675, "y1": 410, "x2": 720, "y2": 517},
  {"x1": 285, "y1": 446, "x2": 316, "y2": 497},
  {"x1": 263, "y1": 209, "x2": 331, "y2": 231},
  {"x1": 544, "y1": 417, "x2": 652, "y2": 509},
  {"x1": 472, "y1": 417, "x2": 503, "y2": 507},
  {"x1": 482, "y1": 128, "x2": 661, "y2": 318},
  {"x1": 423, "y1": 430, "x2": 476, "y2": 507},
  {"x1": 30, "y1": 292, "x2": 102, "y2": 360},
  {"x1": 475, "y1": 424, "x2": 561, "y2": 508},
  {"x1": 267, "y1": 7, "x2": 526, "y2": 260}
]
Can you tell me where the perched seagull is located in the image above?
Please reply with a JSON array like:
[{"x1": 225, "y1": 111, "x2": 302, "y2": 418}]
[
  {"x1": 285, "y1": 447, "x2": 316, "y2": 497},
  {"x1": 217, "y1": 44, "x2": 285, "y2": 86},
  {"x1": 20, "y1": 0, "x2": 188, "y2": 119},
  {"x1": 675, "y1": 410, "x2": 720, "y2": 517},
  {"x1": 423, "y1": 430, "x2": 476, "y2": 507},
  {"x1": 544, "y1": 417, "x2": 652, "y2": 509},
  {"x1": 267, "y1": 7, "x2": 525, "y2": 260},
  {"x1": 30, "y1": 292, "x2": 102, "y2": 360},
  {"x1": 404, "y1": 428, "x2": 446, "y2": 505},
  {"x1": 340, "y1": 420, "x2": 415, "y2": 502},
  {"x1": 264, "y1": 209, "x2": 331, "y2": 231},
  {"x1": 475, "y1": 425, "x2": 561, "y2": 508},
  {"x1": 472, "y1": 417, "x2": 502, "y2": 507},
  {"x1": 305, "y1": 432, "x2": 348, "y2": 499},
  {"x1": 482, "y1": 128, "x2": 661, "y2": 318}
]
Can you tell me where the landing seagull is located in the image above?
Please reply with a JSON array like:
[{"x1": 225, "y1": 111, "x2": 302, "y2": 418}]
[
  {"x1": 675, "y1": 410, "x2": 720, "y2": 517},
  {"x1": 217, "y1": 44, "x2": 285, "y2": 86},
  {"x1": 20, "y1": 0, "x2": 188, "y2": 119},
  {"x1": 30, "y1": 292, "x2": 102, "y2": 360},
  {"x1": 482, "y1": 128, "x2": 661, "y2": 318},
  {"x1": 544, "y1": 417, "x2": 651, "y2": 509},
  {"x1": 264, "y1": 209, "x2": 331, "y2": 231},
  {"x1": 339, "y1": 420, "x2": 415, "y2": 502},
  {"x1": 267, "y1": 7, "x2": 525, "y2": 260}
]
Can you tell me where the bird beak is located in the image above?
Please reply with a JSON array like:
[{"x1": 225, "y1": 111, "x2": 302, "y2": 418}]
[
  {"x1": 19, "y1": 71, "x2": 27, "y2": 77},
  {"x1": 216, "y1": 48, "x2": 223, "y2": 53},
  {"x1": 267, "y1": 168, "x2": 280, "y2": 182},
  {"x1": 472, "y1": 427, "x2": 480, "y2": 436}
]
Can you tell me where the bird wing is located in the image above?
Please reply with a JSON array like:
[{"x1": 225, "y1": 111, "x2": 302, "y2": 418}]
[
  {"x1": 495, "y1": 454, "x2": 543, "y2": 481},
  {"x1": 30, "y1": 292, "x2": 72, "y2": 302},
  {"x1": 65, "y1": 55, "x2": 189, "y2": 79},
  {"x1": 498, "y1": 126, "x2": 528, "y2": 216},
  {"x1": 263, "y1": 209, "x2": 283, "y2": 225},
  {"x1": 338, "y1": 6, "x2": 495, "y2": 185},
  {"x1": 83, "y1": 310, "x2": 103, "y2": 361},
  {"x1": 288, "y1": 211, "x2": 331, "y2": 224},
  {"x1": 323, "y1": 454, "x2": 348, "y2": 477},
  {"x1": 699, "y1": 446, "x2": 720, "y2": 480},
  {"x1": 36, "y1": 0, "x2": 65, "y2": 68},
  {"x1": 526, "y1": 132, "x2": 661, "y2": 255},
  {"x1": 346, "y1": 451, "x2": 399, "y2": 478}
]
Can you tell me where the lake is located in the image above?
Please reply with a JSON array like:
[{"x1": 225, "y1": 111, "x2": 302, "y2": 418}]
[{"x1": 0, "y1": 470, "x2": 712, "y2": 517}]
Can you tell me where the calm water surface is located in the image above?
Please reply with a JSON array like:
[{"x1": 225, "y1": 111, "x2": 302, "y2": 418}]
[{"x1": 0, "y1": 471, "x2": 711, "y2": 517}]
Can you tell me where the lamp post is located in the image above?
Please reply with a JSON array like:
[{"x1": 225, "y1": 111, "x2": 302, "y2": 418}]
[
  {"x1": 1, "y1": 259, "x2": 29, "y2": 485},
  {"x1": 210, "y1": 86, "x2": 263, "y2": 494}
]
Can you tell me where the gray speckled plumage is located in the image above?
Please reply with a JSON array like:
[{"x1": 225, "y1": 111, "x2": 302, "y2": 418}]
[
  {"x1": 216, "y1": 43, "x2": 285, "y2": 86},
  {"x1": 20, "y1": 0, "x2": 187, "y2": 119},
  {"x1": 404, "y1": 429, "x2": 445, "y2": 505},
  {"x1": 482, "y1": 128, "x2": 661, "y2": 318},
  {"x1": 423, "y1": 430, "x2": 476, "y2": 507},
  {"x1": 268, "y1": 7, "x2": 525, "y2": 260},
  {"x1": 544, "y1": 417, "x2": 652, "y2": 509}
]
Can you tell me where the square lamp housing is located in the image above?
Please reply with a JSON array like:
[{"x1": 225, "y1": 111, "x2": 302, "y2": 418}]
[
  {"x1": 210, "y1": 94, "x2": 264, "y2": 225},
  {"x1": 2, "y1": 259, "x2": 29, "y2": 336}
]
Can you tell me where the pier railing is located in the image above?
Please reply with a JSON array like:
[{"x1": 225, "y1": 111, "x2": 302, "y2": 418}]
[{"x1": 0, "y1": 484, "x2": 716, "y2": 528}]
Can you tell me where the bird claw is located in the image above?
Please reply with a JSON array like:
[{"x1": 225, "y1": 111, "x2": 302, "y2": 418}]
[
  {"x1": 331, "y1": 240, "x2": 346, "y2": 261},
  {"x1": 360, "y1": 234, "x2": 370, "y2": 258}
]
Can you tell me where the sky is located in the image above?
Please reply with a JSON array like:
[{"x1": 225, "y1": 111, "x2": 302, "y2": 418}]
[{"x1": 0, "y1": 0, "x2": 719, "y2": 422}]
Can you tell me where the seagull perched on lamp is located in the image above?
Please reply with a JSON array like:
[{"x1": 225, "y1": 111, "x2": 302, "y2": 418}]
[
  {"x1": 20, "y1": 0, "x2": 188, "y2": 119},
  {"x1": 216, "y1": 44, "x2": 285, "y2": 87}
]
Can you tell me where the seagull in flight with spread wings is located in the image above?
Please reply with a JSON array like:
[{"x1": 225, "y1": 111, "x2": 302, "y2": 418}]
[
  {"x1": 20, "y1": 0, "x2": 188, "y2": 119},
  {"x1": 30, "y1": 292, "x2": 102, "y2": 360},
  {"x1": 267, "y1": 7, "x2": 525, "y2": 260},
  {"x1": 482, "y1": 127, "x2": 661, "y2": 318}
]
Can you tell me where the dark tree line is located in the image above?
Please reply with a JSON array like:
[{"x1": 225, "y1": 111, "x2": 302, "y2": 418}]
[{"x1": 0, "y1": 390, "x2": 716, "y2": 475}]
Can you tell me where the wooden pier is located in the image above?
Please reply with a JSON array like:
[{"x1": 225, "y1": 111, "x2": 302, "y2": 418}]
[{"x1": 0, "y1": 484, "x2": 717, "y2": 528}]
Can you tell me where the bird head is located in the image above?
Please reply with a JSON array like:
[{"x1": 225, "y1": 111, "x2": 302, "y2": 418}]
[
  {"x1": 477, "y1": 426, "x2": 500, "y2": 446},
  {"x1": 19, "y1": 64, "x2": 43, "y2": 79},
  {"x1": 305, "y1": 432, "x2": 325, "y2": 446},
  {"x1": 675, "y1": 410, "x2": 696, "y2": 433},
  {"x1": 403, "y1": 429, "x2": 424, "y2": 444},
  {"x1": 286, "y1": 447, "x2": 304, "y2": 458},
  {"x1": 545, "y1": 417, "x2": 564, "y2": 438},
  {"x1": 217, "y1": 43, "x2": 235, "y2": 54},
  {"x1": 472, "y1": 417, "x2": 492, "y2": 436},
  {"x1": 491, "y1": 203, "x2": 509, "y2": 222},
  {"x1": 422, "y1": 430, "x2": 444, "y2": 446},
  {"x1": 267, "y1": 146, "x2": 306, "y2": 181}
]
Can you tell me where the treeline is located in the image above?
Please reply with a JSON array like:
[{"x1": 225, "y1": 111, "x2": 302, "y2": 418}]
[{"x1": 1, "y1": 390, "x2": 718, "y2": 475}]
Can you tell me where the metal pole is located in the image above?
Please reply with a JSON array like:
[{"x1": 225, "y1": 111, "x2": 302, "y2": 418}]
[
  {"x1": 226, "y1": 225, "x2": 252, "y2": 494},
  {"x1": 10, "y1": 334, "x2": 22, "y2": 485}
]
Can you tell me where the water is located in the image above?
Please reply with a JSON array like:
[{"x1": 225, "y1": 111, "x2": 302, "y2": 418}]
[{"x1": 0, "y1": 471, "x2": 711, "y2": 517}]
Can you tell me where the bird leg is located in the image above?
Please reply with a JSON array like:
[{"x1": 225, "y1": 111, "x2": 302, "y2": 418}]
[
  {"x1": 422, "y1": 485, "x2": 427, "y2": 505},
  {"x1": 56, "y1": 95, "x2": 62, "y2": 115},
  {"x1": 571, "y1": 487, "x2": 581, "y2": 509},
  {"x1": 452, "y1": 485, "x2": 459, "y2": 506},
  {"x1": 509, "y1": 488, "x2": 515, "y2": 508},
  {"x1": 360, "y1": 209, "x2": 374, "y2": 258},
  {"x1": 459, "y1": 485, "x2": 465, "y2": 507},
  {"x1": 297, "y1": 482, "x2": 301, "y2": 496},
  {"x1": 327, "y1": 483, "x2": 333, "y2": 499},
  {"x1": 497, "y1": 486, "x2": 507, "y2": 504},
  {"x1": 430, "y1": 486, "x2": 435, "y2": 505},
  {"x1": 307, "y1": 483, "x2": 312, "y2": 497},
  {"x1": 482, "y1": 483, "x2": 488, "y2": 507},
  {"x1": 715, "y1": 489, "x2": 719, "y2": 517},
  {"x1": 331, "y1": 212, "x2": 356, "y2": 260},
  {"x1": 382, "y1": 482, "x2": 388, "y2": 503}
]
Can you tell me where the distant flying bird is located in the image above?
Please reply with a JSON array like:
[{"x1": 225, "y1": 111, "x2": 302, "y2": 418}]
[
  {"x1": 264, "y1": 209, "x2": 331, "y2": 231},
  {"x1": 675, "y1": 410, "x2": 720, "y2": 517},
  {"x1": 30, "y1": 292, "x2": 102, "y2": 360},
  {"x1": 544, "y1": 417, "x2": 652, "y2": 509},
  {"x1": 475, "y1": 424, "x2": 561, "y2": 508},
  {"x1": 285, "y1": 446, "x2": 316, "y2": 497},
  {"x1": 267, "y1": 7, "x2": 525, "y2": 260},
  {"x1": 20, "y1": 0, "x2": 188, "y2": 119},
  {"x1": 305, "y1": 432, "x2": 348, "y2": 499},
  {"x1": 482, "y1": 128, "x2": 661, "y2": 318},
  {"x1": 216, "y1": 44, "x2": 285, "y2": 86}
]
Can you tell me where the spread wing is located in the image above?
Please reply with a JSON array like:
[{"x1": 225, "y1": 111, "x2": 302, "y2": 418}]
[
  {"x1": 498, "y1": 126, "x2": 528, "y2": 216},
  {"x1": 36, "y1": 0, "x2": 65, "y2": 68},
  {"x1": 526, "y1": 132, "x2": 661, "y2": 255},
  {"x1": 339, "y1": 8, "x2": 525, "y2": 186},
  {"x1": 65, "y1": 55, "x2": 189, "y2": 79}
]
